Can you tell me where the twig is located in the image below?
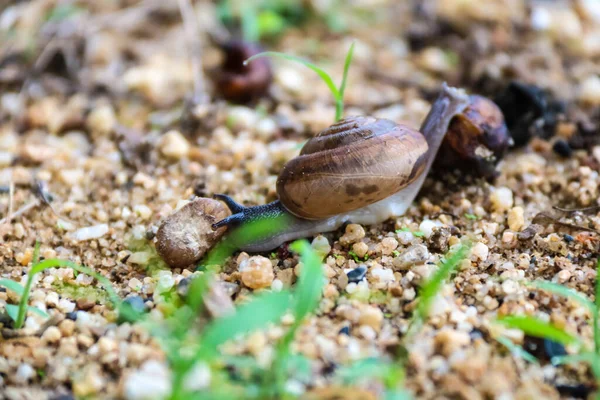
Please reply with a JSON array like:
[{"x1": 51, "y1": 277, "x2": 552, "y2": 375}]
[
  {"x1": 0, "y1": 200, "x2": 40, "y2": 225},
  {"x1": 553, "y1": 205, "x2": 600, "y2": 214},
  {"x1": 177, "y1": 0, "x2": 209, "y2": 105},
  {"x1": 532, "y1": 212, "x2": 599, "y2": 234}
]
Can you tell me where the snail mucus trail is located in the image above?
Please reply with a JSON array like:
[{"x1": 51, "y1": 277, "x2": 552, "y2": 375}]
[{"x1": 212, "y1": 84, "x2": 470, "y2": 252}]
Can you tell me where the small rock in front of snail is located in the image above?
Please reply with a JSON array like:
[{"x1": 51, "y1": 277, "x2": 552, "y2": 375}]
[
  {"x1": 155, "y1": 198, "x2": 230, "y2": 268},
  {"x1": 434, "y1": 95, "x2": 511, "y2": 180},
  {"x1": 213, "y1": 40, "x2": 272, "y2": 104}
]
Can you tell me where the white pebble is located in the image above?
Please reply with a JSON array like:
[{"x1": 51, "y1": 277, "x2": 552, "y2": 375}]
[
  {"x1": 68, "y1": 224, "x2": 109, "y2": 241},
  {"x1": 271, "y1": 279, "x2": 283, "y2": 292},
  {"x1": 419, "y1": 220, "x2": 437, "y2": 238},
  {"x1": 490, "y1": 187, "x2": 514, "y2": 212},
  {"x1": 471, "y1": 242, "x2": 489, "y2": 262},
  {"x1": 134, "y1": 205, "x2": 152, "y2": 221},
  {"x1": 124, "y1": 360, "x2": 171, "y2": 400},
  {"x1": 14, "y1": 363, "x2": 34, "y2": 384},
  {"x1": 159, "y1": 130, "x2": 189, "y2": 160},
  {"x1": 57, "y1": 298, "x2": 75, "y2": 313}
]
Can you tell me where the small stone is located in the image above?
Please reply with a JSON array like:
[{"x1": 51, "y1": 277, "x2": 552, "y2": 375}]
[
  {"x1": 42, "y1": 326, "x2": 62, "y2": 343},
  {"x1": 552, "y1": 140, "x2": 572, "y2": 157},
  {"x1": 134, "y1": 205, "x2": 152, "y2": 221},
  {"x1": 68, "y1": 224, "x2": 109, "y2": 241},
  {"x1": 419, "y1": 220, "x2": 437, "y2": 238},
  {"x1": 507, "y1": 207, "x2": 525, "y2": 232},
  {"x1": 472, "y1": 242, "x2": 489, "y2": 262},
  {"x1": 46, "y1": 292, "x2": 59, "y2": 308},
  {"x1": 490, "y1": 187, "x2": 514, "y2": 212},
  {"x1": 159, "y1": 130, "x2": 190, "y2": 160},
  {"x1": 128, "y1": 278, "x2": 143, "y2": 291},
  {"x1": 124, "y1": 360, "x2": 171, "y2": 400},
  {"x1": 358, "y1": 306, "x2": 383, "y2": 332},
  {"x1": 346, "y1": 265, "x2": 367, "y2": 283},
  {"x1": 240, "y1": 256, "x2": 275, "y2": 289},
  {"x1": 434, "y1": 329, "x2": 471, "y2": 356},
  {"x1": 351, "y1": 242, "x2": 369, "y2": 258},
  {"x1": 339, "y1": 224, "x2": 366, "y2": 246},
  {"x1": 77, "y1": 298, "x2": 95, "y2": 311},
  {"x1": 311, "y1": 235, "x2": 331, "y2": 258},
  {"x1": 392, "y1": 245, "x2": 429, "y2": 270},
  {"x1": 14, "y1": 363, "x2": 34, "y2": 384},
  {"x1": 57, "y1": 299, "x2": 76, "y2": 313},
  {"x1": 59, "y1": 319, "x2": 76, "y2": 337},
  {"x1": 578, "y1": 75, "x2": 600, "y2": 106},
  {"x1": 87, "y1": 105, "x2": 116, "y2": 136}
]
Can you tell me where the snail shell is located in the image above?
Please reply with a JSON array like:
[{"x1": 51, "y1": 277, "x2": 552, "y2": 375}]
[{"x1": 276, "y1": 116, "x2": 428, "y2": 220}]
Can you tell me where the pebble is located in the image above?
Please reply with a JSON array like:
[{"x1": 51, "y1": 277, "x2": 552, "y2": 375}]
[
  {"x1": 240, "y1": 256, "x2": 275, "y2": 289},
  {"x1": 392, "y1": 245, "x2": 430, "y2": 270},
  {"x1": 507, "y1": 207, "x2": 525, "y2": 231},
  {"x1": 552, "y1": 140, "x2": 572, "y2": 157},
  {"x1": 42, "y1": 326, "x2": 62, "y2": 343},
  {"x1": 124, "y1": 360, "x2": 171, "y2": 400},
  {"x1": 358, "y1": 306, "x2": 383, "y2": 332},
  {"x1": 578, "y1": 75, "x2": 600, "y2": 106},
  {"x1": 471, "y1": 242, "x2": 489, "y2": 261},
  {"x1": 68, "y1": 224, "x2": 109, "y2": 241},
  {"x1": 351, "y1": 242, "x2": 369, "y2": 258},
  {"x1": 490, "y1": 187, "x2": 514, "y2": 212},
  {"x1": 57, "y1": 299, "x2": 76, "y2": 313},
  {"x1": 158, "y1": 130, "x2": 189, "y2": 160},
  {"x1": 419, "y1": 220, "x2": 437, "y2": 238},
  {"x1": 311, "y1": 235, "x2": 331, "y2": 258},
  {"x1": 339, "y1": 224, "x2": 366, "y2": 246},
  {"x1": 13, "y1": 363, "x2": 35, "y2": 385},
  {"x1": 87, "y1": 105, "x2": 116, "y2": 135},
  {"x1": 346, "y1": 266, "x2": 367, "y2": 283},
  {"x1": 59, "y1": 319, "x2": 76, "y2": 337},
  {"x1": 379, "y1": 237, "x2": 398, "y2": 255}
]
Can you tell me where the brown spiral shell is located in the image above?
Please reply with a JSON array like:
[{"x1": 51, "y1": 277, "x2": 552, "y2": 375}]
[{"x1": 276, "y1": 116, "x2": 429, "y2": 220}]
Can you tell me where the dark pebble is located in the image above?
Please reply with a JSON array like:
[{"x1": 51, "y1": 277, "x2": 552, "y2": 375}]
[
  {"x1": 65, "y1": 312, "x2": 78, "y2": 321},
  {"x1": 469, "y1": 328, "x2": 484, "y2": 341},
  {"x1": 553, "y1": 140, "x2": 572, "y2": 157},
  {"x1": 555, "y1": 384, "x2": 593, "y2": 399},
  {"x1": 346, "y1": 265, "x2": 367, "y2": 283},
  {"x1": 564, "y1": 234, "x2": 574, "y2": 243},
  {"x1": 544, "y1": 339, "x2": 567, "y2": 359},
  {"x1": 338, "y1": 326, "x2": 350, "y2": 336},
  {"x1": 0, "y1": 287, "x2": 6, "y2": 292},
  {"x1": 177, "y1": 277, "x2": 192, "y2": 298},
  {"x1": 0, "y1": 312, "x2": 13, "y2": 327}
]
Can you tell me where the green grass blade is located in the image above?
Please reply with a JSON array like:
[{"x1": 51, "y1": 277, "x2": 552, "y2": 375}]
[
  {"x1": 336, "y1": 41, "x2": 355, "y2": 121},
  {"x1": 32, "y1": 241, "x2": 40, "y2": 264},
  {"x1": 289, "y1": 240, "x2": 324, "y2": 321},
  {"x1": 528, "y1": 280, "x2": 595, "y2": 314},
  {"x1": 496, "y1": 315, "x2": 580, "y2": 346},
  {"x1": 551, "y1": 352, "x2": 596, "y2": 366},
  {"x1": 409, "y1": 242, "x2": 471, "y2": 333},
  {"x1": 244, "y1": 51, "x2": 340, "y2": 107},
  {"x1": 496, "y1": 336, "x2": 538, "y2": 364},
  {"x1": 240, "y1": 2, "x2": 259, "y2": 43},
  {"x1": 200, "y1": 290, "x2": 292, "y2": 358},
  {"x1": 15, "y1": 259, "x2": 126, "y2": 329},
  {"x1": 0, "y1": 279, "x2": 24, "y2": 296},
  {"x1": 5, "y1": 304, "x2": 18, "y2": 322}
]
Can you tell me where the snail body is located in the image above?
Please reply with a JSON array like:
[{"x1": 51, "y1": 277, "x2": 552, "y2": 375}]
[{"x1": 213, "y1": 84, "x2": 470, "y2": 252}]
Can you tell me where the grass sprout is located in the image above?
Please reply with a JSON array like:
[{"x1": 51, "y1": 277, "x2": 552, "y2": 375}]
[
  {"x1": 244, "y1": 42, "x2": 355, "y2": 121},
  {"x1": 0, "y1": 241, "x2": 139, "y2": 329},
  {"x1": 495, "y1": 259, "x2": 600, "y2": 392},
  {"x1": 406, "y1": 241, "x2": 471, "y2": 338}
]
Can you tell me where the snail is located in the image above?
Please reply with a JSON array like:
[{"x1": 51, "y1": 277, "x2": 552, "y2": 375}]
[
  {"x1": 214, "y1": 40, "x2": 272, "y2": 103},
  {"x1": 434, "y1": 95, "x2": 511, "y2": 180},
  {"x1": 211, "y1": 84, "x2": 471, "y2": 252}
]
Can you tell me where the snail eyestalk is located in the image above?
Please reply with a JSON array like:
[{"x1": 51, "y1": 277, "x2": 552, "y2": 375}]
[{"x1": 244, "y1": 42, "x2": 355, "y2": 122}]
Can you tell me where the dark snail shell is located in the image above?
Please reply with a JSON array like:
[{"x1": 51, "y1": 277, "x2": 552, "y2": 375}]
[
  {"x1": 435, "y1": 95, "x2": 510, "y2": 179},
  {"x1": 214, "y1": 40, "x2": 272, "y2": 104},
  {"x1": 276, "y1": 116, "x2": 429, "y2": 220}
]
